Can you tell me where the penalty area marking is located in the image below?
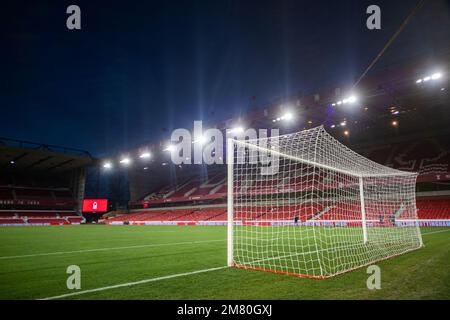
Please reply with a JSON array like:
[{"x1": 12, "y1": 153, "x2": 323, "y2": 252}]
[
  {"x1": 39, "y1": 266, "x2": 228, "y2": 300},
  {"x1": 0, "y1": 239, "x2": 225, "y2": 260}
]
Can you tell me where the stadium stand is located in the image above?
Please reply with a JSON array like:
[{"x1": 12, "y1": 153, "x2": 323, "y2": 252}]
[
  {"x1": 132, "y1": 135, "x2": 449, "y2": 206},
  {"x1": 107, "y1": 197, "x2": 450, "y2": 226},
  {"x1": 0, "y1": 218, "x2": 25, "y2": 225},
  {"x1": 416, "y1": 199, "x2": 450, "y2": 219},
  {"x1": 0, "y1": 210, "x2": 84, "y2": 225},
  {"x1": 136, "y1": 170, "x2": 228, "y2": 205},
  {"x1": 107, "y1": 207, "x2": 227, "y2": 223},
  {"x1": 0, "y1": 138, "x2": 93, "y2": 226},
  {"x1": 120, "y1": 137, "x2": 450, "y2": 226}
]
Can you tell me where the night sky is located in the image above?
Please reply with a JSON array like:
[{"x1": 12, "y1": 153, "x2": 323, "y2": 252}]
[{"x1": 1, "y1": 0, "x2": 449, "y2": 157}]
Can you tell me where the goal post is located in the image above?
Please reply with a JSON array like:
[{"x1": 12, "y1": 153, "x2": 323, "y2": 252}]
[
  {"x1": 226, "y1": 126, "x2": 423, "y2": 278},
  {"x1": 227, "y1": 138, "x2": 234, "y2": 267},
  {"x1": 359, "y1": 176, "x2": 368, "y2": 244}
]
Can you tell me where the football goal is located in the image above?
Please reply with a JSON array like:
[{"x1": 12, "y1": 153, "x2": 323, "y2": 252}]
[{"x1": 226, "y1": 126, "x2": 423, "y2": 279}]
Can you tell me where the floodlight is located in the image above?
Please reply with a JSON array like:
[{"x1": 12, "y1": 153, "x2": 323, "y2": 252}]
[
  {"x1": 347, "y1": 96, "x2": 357, "y2": 103},
  {"x1": 193, "y1": 135, "x2": 208, "y2": 144},
  {"x1": 431, "y1": 73, "x2": 442, "y2": 80},
  {"x1": 228, "y1": 127, "x2": 244, "y2": 134},
  {"x1": 103, "y1": 162, "x2": 113, "y2": 169},
  {"x1": 119, "y1": 158, "x2": 131, "y2": 165},
  {"x1": 164, "y1": 145, "x2": 176, "y2": 152},
  {"x1": 284, "y1": 112, "x2": 294, "y2": 120},
  {"x1": 139, "y1": 152, "x2": 151, "y2": 159}
]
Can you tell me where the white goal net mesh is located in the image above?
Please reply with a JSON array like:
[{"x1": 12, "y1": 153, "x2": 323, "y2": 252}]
[{"x1": 228, "y1": 126, "x2": 423, "y2": 278}]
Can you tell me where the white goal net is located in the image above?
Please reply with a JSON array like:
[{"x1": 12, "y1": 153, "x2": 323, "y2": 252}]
[{"x1": 227, "y1": 126, "x2": 423, "y2": 279}]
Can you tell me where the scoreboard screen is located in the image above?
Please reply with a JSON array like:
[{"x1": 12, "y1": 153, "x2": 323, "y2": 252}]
[{"x1": 82, "y1": 199, "x2": 108, "y2": 213}]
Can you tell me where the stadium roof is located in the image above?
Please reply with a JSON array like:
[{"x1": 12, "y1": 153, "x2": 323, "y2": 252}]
[{"x1": 0, "y1": 137, "x2": 94, "y2": 172}]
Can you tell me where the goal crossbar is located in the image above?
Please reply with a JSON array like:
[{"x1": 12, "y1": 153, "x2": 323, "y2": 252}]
[{"x1": 232, "y1": 139, "x2": 415, "y2": 179}]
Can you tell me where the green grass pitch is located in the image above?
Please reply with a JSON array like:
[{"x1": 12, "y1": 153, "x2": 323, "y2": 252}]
[{"x1": 0, "y1": 225, "x2": 448, "y2": 300}]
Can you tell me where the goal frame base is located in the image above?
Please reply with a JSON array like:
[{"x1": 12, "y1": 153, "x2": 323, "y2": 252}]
[
  {"x1": 233, "y1": 264, "x2": 327, "y2": 279},
  {"x1": 231, "y1": 244, "x2": 423, "y2": 280}
]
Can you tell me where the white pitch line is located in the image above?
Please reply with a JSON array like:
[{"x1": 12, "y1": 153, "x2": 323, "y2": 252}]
[
  {"x1": 40, "y1": 266, "x2": 228, "y2": 300},
  {"x1": 421, "y1": 229, "x2": 450, "y2": 236},
  {"x1": 0, "y1": 239, "x2": 226, "y2": 260}
]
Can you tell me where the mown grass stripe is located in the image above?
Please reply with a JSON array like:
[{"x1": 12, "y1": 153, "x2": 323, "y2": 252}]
[{"x1": 0, "y1": 239, "x2": 225, "y2": 260}]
